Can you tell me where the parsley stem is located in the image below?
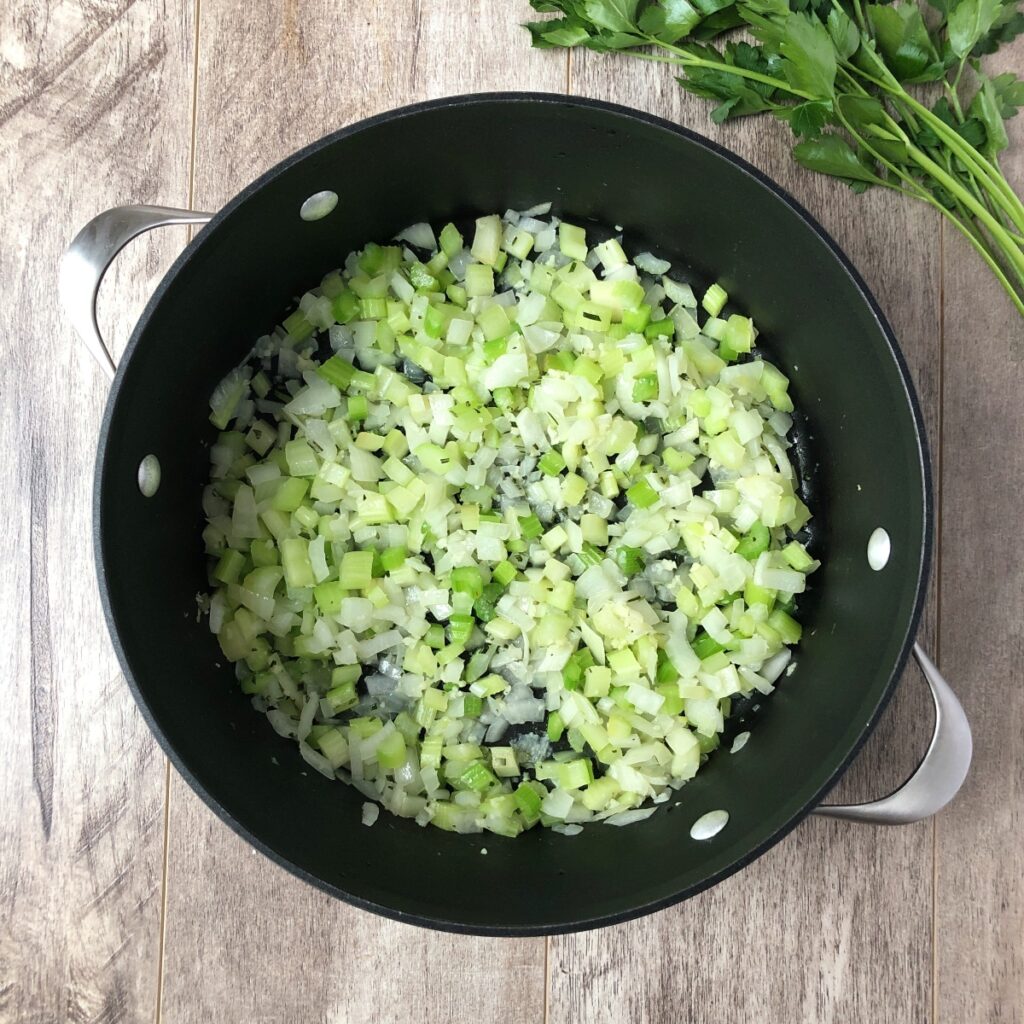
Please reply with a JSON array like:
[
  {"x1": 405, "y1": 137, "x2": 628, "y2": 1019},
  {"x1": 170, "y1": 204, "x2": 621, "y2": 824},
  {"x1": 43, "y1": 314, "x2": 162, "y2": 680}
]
[
  {"x1": 908, "y1": 100, "x2": 1024, "y2": 223},
  {"x1": 835, "y1": 101, "x2": 1024, "y2": 313},
  {"x1": 951, "y1": 151, "x2": 1024, "y2": 244},
  {"x1": 850, "y1": 0, "x2": 868, "y2": 33},
  {"x1": 646, "y1": 38, "x2": 816, "y2": 100},
  {"x1": 834, "y1": 104, "x2": 932, "y2": 203},
  {"x1": 847, "y1": 62, "x2": 1024, "y2": 229},
  {"x1": 945, "y1": 61, "x2": 966, "y2": 122},
  {"x1": 927, "y1": 123, "x2": 1024, "y2": 242},
  {"x1": 933, "y1": 206, "x2": 1024, "y2": 316},
  {"x1": 942, "y1": 82, "x2": 965, "y2": 122},
  {"x1": 908, "y1": 145, "x2": 1024, "y2": 283}
]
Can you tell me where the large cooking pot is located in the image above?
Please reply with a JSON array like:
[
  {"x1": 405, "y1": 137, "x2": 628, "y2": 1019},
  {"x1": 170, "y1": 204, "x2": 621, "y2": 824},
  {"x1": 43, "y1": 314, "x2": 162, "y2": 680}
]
[{"x1": 62, "y1": 93, "x2": 971, "y2": 935}]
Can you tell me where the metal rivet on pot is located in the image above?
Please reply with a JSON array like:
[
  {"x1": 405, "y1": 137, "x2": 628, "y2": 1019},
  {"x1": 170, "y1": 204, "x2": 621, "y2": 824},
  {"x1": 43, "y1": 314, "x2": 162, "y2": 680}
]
[
  {"x1": 138, "y1": 454, "x2": 161, "y2": 497},
  {"x1": 299, "y1": 190, "x2": 339, "y2": 221},
  {"x1": 690, "y1": 809, "x2": 729, "y2": 841},
  {"x1": 867, "y1": 527, "x2": 891, "y2": 570}
]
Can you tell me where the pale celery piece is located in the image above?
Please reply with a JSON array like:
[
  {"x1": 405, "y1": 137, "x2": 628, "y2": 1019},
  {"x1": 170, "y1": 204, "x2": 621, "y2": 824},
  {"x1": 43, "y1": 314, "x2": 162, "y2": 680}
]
[{"x1": 202, "y1": 205, "x2": 819, "y2": 837}]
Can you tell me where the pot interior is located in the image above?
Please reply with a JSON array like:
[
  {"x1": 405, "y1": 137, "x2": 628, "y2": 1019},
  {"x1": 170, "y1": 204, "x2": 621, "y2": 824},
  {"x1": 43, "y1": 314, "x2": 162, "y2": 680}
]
[{"x1": 97, "y1": 94, "x2": 930, "y2": 934}]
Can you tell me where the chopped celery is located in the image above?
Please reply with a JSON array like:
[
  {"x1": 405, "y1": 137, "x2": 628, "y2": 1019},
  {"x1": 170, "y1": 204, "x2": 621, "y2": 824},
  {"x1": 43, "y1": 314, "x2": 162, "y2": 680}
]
[
  {"x1": 692, "y1": 631, "x2": 725, "y2": 659},
  {"x1": 313, "y1": 580, "x2": 344, "y2": 615},
  {"x1": 558, "y1": 222, "x2": 588, "y2": 261},
  {"x1": 439, "y1": 222, "x2": 463, "y2": 256},
  {"x1": 465, "y1": 263, "x2": 494, "y2": 297},
  {"x1": 377, "y1": 730, "x2": 407, "y2": 770},
  {"x1": 346, "y1": 394, "x2": 369, "y2": 422},
  {"x1": 782, "y1": 541, "x2": 817, "y2": 572},
  {"x1": 547, "y1": 711, "x2": 565, "y2": 742},
  {"x1": 482, "y1": 336, "x2": 508, "y2": 363},
  {"x1": 644, "y1": 318, "x2": 674, "y2": 340},
  {"x1": 538, "y1": 449, "x2": 566, "y2": 476},
  {"x1": 460, "y1": 762, "x2": 497, "y2": 792},
  {"x1": 331, "y1": 289, "x2": 359, "y2": 324},
  {"x1": 213, "y1": 549, "x2": 245, "y2": 585},
  {"x1": 514, "y1": 782, "x2": 543, "y2": 821},
  {"x1": 281, "y1": 538, "x2": 315, "y2": 589},
  {"x1": 283, "y1": 309, "x2": 313, "y2": 342},
  {"x1": 769, "y1": 608, "x2": 802, "y2": 644},
  {"x1": 492, "y1": 560, "x2": 516, "y2": 586},
  {"x1": 632, "y1": 373, "x2": 659, "y2": 402},
  {"x1": 471, "y1": 215, "x2": 503, "y2": 267},
  {"x1": 360, "y1": 297, "x2": 387, "y2": 319},
  {"x1": 317, "y1": 355, "x2": 356, "y2": 389},
  {"x1": 202, "y1": 206, "x2": 817, "y2": 839},
  {"x1": 380, "y1": 546, "x2": 408, "y2": 571},
  {"x1": 626, "y1": 478, "x2": 659, "y2": 509},
  {"x1": 518, "y1": 513, "x2": 543, "y2": 539},
  {"x1": 622, "y1": 304, "x2": 651, "y2": 332},
  {"x1": 736, "y1": 521, "x2": 770, "y2": 560},
  {"x1": 473, "y1": 581, "x2": 505, "y2": 623},
  {"x1": 339, "y1": 550, "x2": 374, "y2": 589},
  {"x1": 703, "y1": 282, "x2": 728, "y2": 317},
  {"x1": 615, "y1": 545, "x2": 644, "y2": 576},
  {"x1": 447, "y1": 613, "x2": 474, "y2": 646},
  {"x1": 557, "y1": 758, "x2": 593, "y2": 790},
  {"x1": 491, "y1": 746, "x2": 519, "y2": 777},
  {"x1": 451, "y1": 565, "x2": 484, "y2": 598}
]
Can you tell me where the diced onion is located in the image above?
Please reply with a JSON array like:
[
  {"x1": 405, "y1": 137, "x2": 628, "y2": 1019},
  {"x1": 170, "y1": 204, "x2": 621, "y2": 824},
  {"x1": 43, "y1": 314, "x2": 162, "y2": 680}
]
[{"x1": 203, "y1": 204, "x2": 817, "y2": 839}]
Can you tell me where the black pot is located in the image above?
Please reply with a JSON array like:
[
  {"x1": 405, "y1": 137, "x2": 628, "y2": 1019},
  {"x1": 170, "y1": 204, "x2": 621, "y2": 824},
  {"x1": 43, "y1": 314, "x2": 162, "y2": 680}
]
[{"x1": 63, "y1": 93, "x2": 971, "y2": 935}]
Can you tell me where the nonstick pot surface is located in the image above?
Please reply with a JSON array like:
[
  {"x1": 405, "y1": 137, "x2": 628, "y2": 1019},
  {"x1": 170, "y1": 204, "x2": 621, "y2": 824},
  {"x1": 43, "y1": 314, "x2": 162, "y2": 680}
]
[{"x1": 96, "y1": 93, "x2": 930, "y2": 935}]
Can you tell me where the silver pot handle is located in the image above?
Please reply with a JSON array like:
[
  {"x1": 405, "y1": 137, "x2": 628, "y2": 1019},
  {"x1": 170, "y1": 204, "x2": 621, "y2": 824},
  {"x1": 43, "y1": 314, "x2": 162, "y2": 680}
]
[
  {"x1": 59, "y1": 204, "x2": 213, "y2": 379},
  {"x1": 813, "y1": 644, "x2": 972, "y2": 824}
]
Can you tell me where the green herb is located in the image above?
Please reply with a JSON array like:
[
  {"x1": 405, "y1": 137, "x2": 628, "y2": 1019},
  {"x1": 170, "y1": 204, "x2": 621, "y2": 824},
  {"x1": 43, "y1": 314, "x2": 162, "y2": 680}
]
[{"x1": 524, "y1": 0, "x2": 1024, "y2": 317}]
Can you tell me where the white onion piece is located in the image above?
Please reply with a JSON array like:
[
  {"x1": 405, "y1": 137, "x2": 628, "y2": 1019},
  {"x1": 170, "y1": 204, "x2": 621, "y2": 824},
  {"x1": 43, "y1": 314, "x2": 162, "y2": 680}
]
[
  {"x1": 690, "y1": 809, "x2": 729, "y2": 841},
  {"x1": 395, "y1": 221, "x2": 437, "y2": 250}
]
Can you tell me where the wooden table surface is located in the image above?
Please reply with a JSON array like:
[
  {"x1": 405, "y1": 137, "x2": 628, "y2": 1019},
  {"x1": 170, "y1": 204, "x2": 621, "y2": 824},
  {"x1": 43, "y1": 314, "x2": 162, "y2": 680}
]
[{"x1": 2, "y1": 2, "x2": 1022, "y2": 1022}]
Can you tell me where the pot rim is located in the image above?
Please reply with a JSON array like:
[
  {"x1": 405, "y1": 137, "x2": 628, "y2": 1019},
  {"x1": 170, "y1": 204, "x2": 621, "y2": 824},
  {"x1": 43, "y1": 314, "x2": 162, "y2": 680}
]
[{"x1": 94, "y1": 91, "x2": 933, "y2": 936}]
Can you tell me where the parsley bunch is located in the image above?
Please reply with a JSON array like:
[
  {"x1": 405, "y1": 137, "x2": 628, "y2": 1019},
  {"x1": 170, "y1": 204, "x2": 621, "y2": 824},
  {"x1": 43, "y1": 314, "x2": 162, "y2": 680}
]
[{"x1": 525, "y1": 0, "x2": 1024, "y2": 317}]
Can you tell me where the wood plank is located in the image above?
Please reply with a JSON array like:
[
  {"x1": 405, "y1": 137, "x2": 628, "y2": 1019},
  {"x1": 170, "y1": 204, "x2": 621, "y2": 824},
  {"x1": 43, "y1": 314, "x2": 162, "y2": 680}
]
[
  {"x1": 158, "y1": 4, "x2": 564, "y2": 1022},
  {"x1": 549, "y1": 46, "x2": 942, "y2": 1024},
  {"x1": 935, "y1": 39, "x2": 1024, "y2": 1024},
  {"x1": 0, "y1": 2, "x2": 195, "y2": 1022}
]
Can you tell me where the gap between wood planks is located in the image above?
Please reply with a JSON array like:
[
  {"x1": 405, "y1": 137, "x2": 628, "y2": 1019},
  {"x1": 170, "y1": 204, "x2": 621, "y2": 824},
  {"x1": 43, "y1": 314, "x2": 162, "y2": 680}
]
[
  {"x1": 154, "y1": 3, "x2": 204, "y2": 1022},
  {"x1": 931, "y1": 202, "x2": 946, "y2": 1024}
]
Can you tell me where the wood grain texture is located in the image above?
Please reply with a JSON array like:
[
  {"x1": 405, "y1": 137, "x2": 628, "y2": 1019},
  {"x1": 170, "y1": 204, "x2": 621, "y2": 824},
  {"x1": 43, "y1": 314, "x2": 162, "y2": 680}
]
[
  {"x1": 157, "y1": 4, "x2": 563, "y2": 1023},
  {"x1": 551, "y1": 48, "x2": 942, "y2": 1024},
  {"x1": 935, "y1": 41, "x2": 1024, "y2": 1024},
  {"x1": 0, "y1": 2, "x2": 194, "y2": 1023}
]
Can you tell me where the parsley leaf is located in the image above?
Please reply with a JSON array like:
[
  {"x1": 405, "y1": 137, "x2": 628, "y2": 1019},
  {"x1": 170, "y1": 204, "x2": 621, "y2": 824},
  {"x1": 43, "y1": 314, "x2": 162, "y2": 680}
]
[
  {"x1": 792, "y1": 134, "x2": 884, "y2": 185},
  {"x1": 991, "y1": 71, "x2": 1024, "y2": 117},
  {"x1": 826, "y1": 8, "x2": 861, "y2": 60},
  {"x1": 584, "y1": 0, "x2": 641, "y2": 33},
  {"x1": 676, "y1": 41, "x2": 786, "y2": 120},
  {"x1": 638, "y1": 0, "x2": 704, "y2": 42},
  {"x1": 969, "y1": 73, "x2": 1011, "y2": 155},
  {"x1": 746, "y1": 10, "x2": 838, "y2": 99},
  {"x1": 784, "y1": 99, "x2": 834, "y2": 136},
  {"x1": 972, "y1": 3, "x2": 1024, "y2": 55},
  {"x1": 948, "y1": 0, "x2": 1002, "y2": 58},
  {"x1": 865, "y1": 3, "x2": 943, "y2": 82}
]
